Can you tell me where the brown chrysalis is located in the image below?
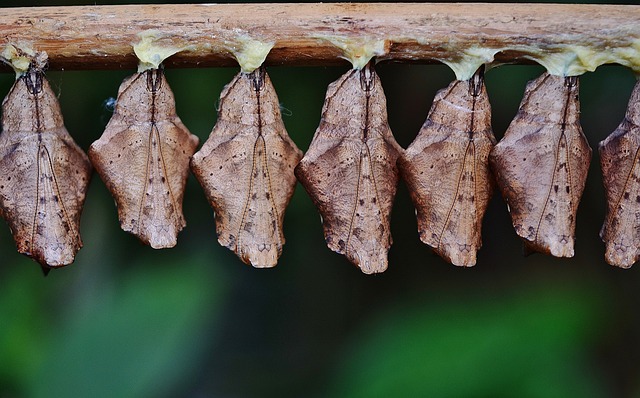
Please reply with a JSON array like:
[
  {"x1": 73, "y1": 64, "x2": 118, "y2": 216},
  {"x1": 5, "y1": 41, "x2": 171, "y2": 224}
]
[
  {"x1": 599, "y1": 80, "x2": 640, "y2": 268},
  {"x1": 489, "y1": 72, "x2": 592, "y2": 257},
  {"x1": 0, "y1": 66, "x2": 92, "y2": 270},
  {"x1": 295, "y1": 64, "x2": 403, "y2": 274},
  {"x1": 399, "y1": 68, "x2": 496, "y2": 267},
  {"x1": 89, "y1": 68, "x2": 199, "y2": 249},
  {"x1": 191, "y1": 67, "x2": 302, "y2": 268}
]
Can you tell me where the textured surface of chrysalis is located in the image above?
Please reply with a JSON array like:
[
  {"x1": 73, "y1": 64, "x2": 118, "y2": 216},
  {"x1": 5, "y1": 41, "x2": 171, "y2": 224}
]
[
  {"x1": 0, "y1": 68, "x2": 92, "y2": 269},
  {"x1": 599, "y1": 80, "x2": 640, "y2": 268},
  {"x1": 489, "y1": 72, "x2": 591, "y2": 257},
  {"x1": 295, "y1": 64, "x2": 403, "y2": 274},
  {"x1": 399, "y1": 69, "x2": 496, "y2": 267},
  {"x1": 191, "y1": 67, "x2": 302, "y2": 268},
  {"x1": 89, "y1": 69, "x2": 199, "y2": 249}
]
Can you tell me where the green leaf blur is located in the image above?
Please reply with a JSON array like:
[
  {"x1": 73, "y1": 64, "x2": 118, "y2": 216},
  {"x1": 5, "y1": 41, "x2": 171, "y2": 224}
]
[{"x1": 328, "y1": 286, "x2": 608, "y2": 398}]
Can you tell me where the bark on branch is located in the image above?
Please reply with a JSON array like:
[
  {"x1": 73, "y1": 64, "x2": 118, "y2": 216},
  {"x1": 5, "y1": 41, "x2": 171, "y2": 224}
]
[{"x1": 0, "y1": 3, "x2": 638, "y2": 73}]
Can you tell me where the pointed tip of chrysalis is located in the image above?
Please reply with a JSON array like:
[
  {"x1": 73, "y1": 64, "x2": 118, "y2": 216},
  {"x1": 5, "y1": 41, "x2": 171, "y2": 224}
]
[
  {"x1": 548, "y1": 241, "x2": 575, "y2": 258},
  {"x1": 522, "y1": 240, "x2": 574, "y2": 258},
  {"x1": 604, "y1": 245, "x2": 637, "y2": 269},
  {"x1": 445, "y1": 249, "x2": 478, "y2": 268},
  {"x1": 353, "y1": 251, "x2": 389, "y2": 275},
  {"x1": 233, "y1": 236, "x2": 281, "y2": 268},
  {"x1": 41, "y1": 266, "x2": 51, "y2": 277}
]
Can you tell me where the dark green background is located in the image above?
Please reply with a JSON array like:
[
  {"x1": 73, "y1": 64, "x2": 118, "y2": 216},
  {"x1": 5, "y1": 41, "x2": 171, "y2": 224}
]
[{"x1": 1, "y1": 1, "x2": 639, "y2": 397}]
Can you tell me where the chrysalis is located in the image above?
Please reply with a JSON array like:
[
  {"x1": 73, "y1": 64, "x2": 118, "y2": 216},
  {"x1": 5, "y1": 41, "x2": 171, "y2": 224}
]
[
  {"x1": 295, "y1": 64, "x2": 403, "y2": 274},
  {"x1": 490, "y1": 72, "x2": 591, "y2": 257},
  {"x1": 599, "y1": 80, "x2": 640, "y2": 268},
  {"x1": 399, "y1": 68, "x2": 496, "y2": 267},
  {"x1": 0, "y1": 66, "x2": 92, "y2": 270},
  {"x1": 89, "y1": 68, "x2": 199, "y2": 249},
  {"x1": 191, "y1": 67, "x2": 302, "y2": 268}
]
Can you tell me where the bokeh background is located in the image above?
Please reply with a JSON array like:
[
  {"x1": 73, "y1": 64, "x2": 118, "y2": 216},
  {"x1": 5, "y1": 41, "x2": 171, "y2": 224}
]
[{"x1": 1, "y1": 0, "x2": 640, "y2": 397}]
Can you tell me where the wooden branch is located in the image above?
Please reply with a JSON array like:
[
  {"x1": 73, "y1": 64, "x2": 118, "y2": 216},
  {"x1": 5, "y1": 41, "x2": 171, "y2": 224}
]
[{"x1": 0, "y1": 3, "x2": 638, "y2": 72}]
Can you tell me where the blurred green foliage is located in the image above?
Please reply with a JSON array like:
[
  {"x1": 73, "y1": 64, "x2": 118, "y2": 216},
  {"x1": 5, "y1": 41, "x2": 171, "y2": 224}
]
[
  {"x1": 1, "y1": 1, "x2": 640, "y2": 397},
  {"x1": 328, "y1": 286, "x2": 609, "y2": 398}
]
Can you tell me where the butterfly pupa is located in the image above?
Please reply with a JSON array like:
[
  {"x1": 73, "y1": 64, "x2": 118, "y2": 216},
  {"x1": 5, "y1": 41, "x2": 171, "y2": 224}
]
[
  {"x1": 295, "y1": 64, "x2": 403, "y2": 274},
  {"x1": 0, "y1": 66, "x2": 92, "y2": 270},
  {"x1": 399, "y1": 68, "x2": 496, "y2": 267},
  {"x1": 191, "y1": 67, "x2": 302, "y2": 268},
  {"x1": 599, "y1": 80, "x2": 640, "y2": 268},
  {"x1": 490, "y1": 72, "x2": 591, "y2": 258},
  {"x1": 89, "y1": 68, "x2": 199, "y2": 249}
]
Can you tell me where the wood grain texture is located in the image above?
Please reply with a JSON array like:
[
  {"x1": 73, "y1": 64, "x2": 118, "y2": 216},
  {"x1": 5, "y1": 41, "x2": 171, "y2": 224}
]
[
  {"x1": 89, "y1": 69, "x2": 199, "y2": 249},
  {"x1": 0, "y1": 68, "x2": 91, "y2": 269},
  {"x1": 295, "y1": 65, "x2": 403, "y2": 274},
  {"x1": 191, "y1": 68, "x2": 302, "y2": 268},
  {"x1": 490, "y1": 73, "x2": 591, "y2": 258},
  {"x1": 399, "y1": 70, "x2": 496, "y2": 267},
  {"x1": 0, "y1": 3, "x2": 637, "y2": 70},
  {"x1": 599, "y1": 80, "x2": 640, "y2": 269}
]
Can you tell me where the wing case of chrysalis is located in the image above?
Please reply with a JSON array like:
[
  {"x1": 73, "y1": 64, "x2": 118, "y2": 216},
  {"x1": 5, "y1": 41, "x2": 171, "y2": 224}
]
[
  {"x1": 295, "y1": 64, "x2": 403, "y2": 274},
  {"x1": 89, "y1": 68, "x2": 199, "y2": 249},
  {"x1": 489, "y1": 72, "x2": 591, "y2": 257},
  {"x1": 399, "y1": 68, "x2": 496, "y2": 267},
  {"x1": 599, "y1": 80, "x2": 640, "y2": 268},
  {"x1": 0, "y1": 67, "x2": 92, "y2": 269},
  {"x1": 191, "y1": 67, "x2": 302, "y2": 268}
]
